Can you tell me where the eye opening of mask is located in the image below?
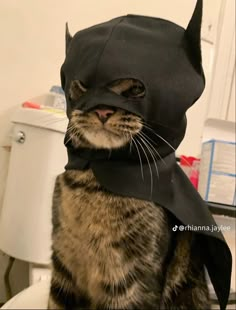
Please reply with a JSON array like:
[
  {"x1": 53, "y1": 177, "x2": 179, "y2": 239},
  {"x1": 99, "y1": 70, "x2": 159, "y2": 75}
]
[
  {"x1": 68, "y1": 80, "x2": 87, "y2": 102},
  {"x1": 108, "y1": 78, "x2": 146, "y2": 99}
]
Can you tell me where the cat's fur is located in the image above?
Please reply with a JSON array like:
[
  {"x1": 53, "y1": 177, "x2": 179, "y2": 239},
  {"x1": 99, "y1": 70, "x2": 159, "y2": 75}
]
[{"x1": 48, "y1": 79, "x2": 210, "y2": 309}]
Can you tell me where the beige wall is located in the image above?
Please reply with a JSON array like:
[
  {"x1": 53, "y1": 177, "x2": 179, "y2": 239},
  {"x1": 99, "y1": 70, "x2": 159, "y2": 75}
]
[
  {"x1": 0, "y1": 0, "x2": 222, "y2": 149},
  {"x1": 0, "y1": 0, "x2": 223, "y2": 202},
  {"x1": 0, "y1": 0, "x2": 233, "y2": 303},
  {"x1": 227, "y1": 70, "x2": 235, "y2": 122}
]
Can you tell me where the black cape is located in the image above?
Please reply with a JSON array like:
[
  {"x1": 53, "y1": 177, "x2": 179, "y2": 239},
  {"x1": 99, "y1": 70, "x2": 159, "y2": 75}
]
[{"x1": 61, "y1": 1, "x2": 232, "y2": 309}]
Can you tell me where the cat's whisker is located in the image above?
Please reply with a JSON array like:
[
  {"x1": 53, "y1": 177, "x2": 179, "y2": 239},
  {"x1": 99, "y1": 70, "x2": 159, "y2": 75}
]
[
  {"x1": 130, "y1": 135, "x2": 144, "y2": 181},
  {"x1": 136, "y1": 134, "x2": 158, "y2": 163},
  {"x1": 123, "y1": 131, "x2": 133, "y2": 154},
  {"x1": 128, "y1": 133, "x2": 133, "y2": 154},
  {"x1": 66, "y1": 123, "x2": 77, "y2": 132},
  {"x1": 72, "y1": 131, "x2": 84, "y2": 147},
  {"x1": 137, "y1": 135, "x2": 159, "y2": 179},
  {"x1": 65, "y1": 124, "x2": 83, "y2": 146},
  {"x1": 44, "y1": 116, "x2": 68, "y2": 126},
  {"x1": 141, "y1": 123, "x2": 176, "y2": 152},
  {"x1": 137, "y1": 131, "x2": 166, "y2": 166},
  {"x1": 141, "y1": 127, "x2": 194, "y2": 168},
  {"x1": 67, "y1": 127, "x2": 78, "y2": 137},
  {"x1": 134, "y1": 138, "x2": 153, "y2": 196},
  {"x1": 64, "y1": 134, "x2": 73, "y2": 146},
  {"x1": 108, "y1": 149, "x2": 112, "y2": 159},
  {"x1": 67, "y1": 123, "x2": 80, "y2": 135}
]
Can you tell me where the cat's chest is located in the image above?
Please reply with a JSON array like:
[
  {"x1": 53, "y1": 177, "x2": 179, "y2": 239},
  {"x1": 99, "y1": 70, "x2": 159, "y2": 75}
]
[
  {"x1": 59, "y1": 170, "x2": 166, "y2": 244},
  {"x1": 56, "y1": 170, "x2": 170, "y2": 292}
]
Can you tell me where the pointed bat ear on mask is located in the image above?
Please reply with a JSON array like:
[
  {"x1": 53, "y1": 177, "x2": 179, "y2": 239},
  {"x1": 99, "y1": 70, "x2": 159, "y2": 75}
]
[
  {"x1": 185, "y1": 0, "x2": 204, "y2": 76},
  {"x1": 65, "y1": 22, "x2": 73, "y2": 54}
]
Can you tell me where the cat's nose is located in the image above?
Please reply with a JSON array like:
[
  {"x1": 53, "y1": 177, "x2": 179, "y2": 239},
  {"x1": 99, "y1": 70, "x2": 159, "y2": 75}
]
[{"x1": 95, "y1": 109, "x2": 115, "y2": 123}]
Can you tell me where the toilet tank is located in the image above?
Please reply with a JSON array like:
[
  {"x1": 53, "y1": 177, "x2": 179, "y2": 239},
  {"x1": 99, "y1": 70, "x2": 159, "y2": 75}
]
[{"x1": 0, "y1": 108, "x2": 68, "y2": 264}]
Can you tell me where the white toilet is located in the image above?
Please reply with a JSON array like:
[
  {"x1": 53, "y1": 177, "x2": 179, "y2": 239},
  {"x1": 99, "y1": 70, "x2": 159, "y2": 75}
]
[{"x1": 0, "y1": 103, "x2": 68, "y2": 308}]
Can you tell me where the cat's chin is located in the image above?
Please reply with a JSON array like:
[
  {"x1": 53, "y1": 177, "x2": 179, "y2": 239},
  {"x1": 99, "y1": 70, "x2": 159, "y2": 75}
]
[{"x1": 83, "y1": 129, "x2": 129, "y2": 149}]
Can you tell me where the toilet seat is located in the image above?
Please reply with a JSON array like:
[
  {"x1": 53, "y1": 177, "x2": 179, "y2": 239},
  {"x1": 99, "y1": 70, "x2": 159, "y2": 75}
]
[{"x1": 1, "y1": 279, "x2": 50, "y2": 310}]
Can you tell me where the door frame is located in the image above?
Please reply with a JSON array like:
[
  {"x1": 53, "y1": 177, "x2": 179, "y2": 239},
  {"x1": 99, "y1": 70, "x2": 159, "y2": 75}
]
[{"x1": 206, "y1": 0, "x2": 235, "y2": 120}]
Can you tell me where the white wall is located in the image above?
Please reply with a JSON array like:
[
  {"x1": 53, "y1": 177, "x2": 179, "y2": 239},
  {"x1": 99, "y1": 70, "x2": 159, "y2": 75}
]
[
  {"x1": 0, "y1": 0, "x2": 234, "y2": 303},
  {"x1": 227, "y1": 70, "x2": 235, "y2": 122},
  {"x1": 0, "y1": 0, "x2": 222, "y2": 154}
]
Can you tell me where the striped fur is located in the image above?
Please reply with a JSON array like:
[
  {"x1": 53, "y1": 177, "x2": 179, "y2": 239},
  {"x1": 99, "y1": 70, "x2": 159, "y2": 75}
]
[{"x1": 48, "y1": 169, "x2": 210, "y2": 309}]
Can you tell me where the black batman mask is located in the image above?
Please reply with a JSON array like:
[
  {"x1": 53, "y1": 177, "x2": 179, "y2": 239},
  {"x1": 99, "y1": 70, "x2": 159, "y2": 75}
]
[{"x1": 61, "y1": 1, "x2": 232, "y2": 309}]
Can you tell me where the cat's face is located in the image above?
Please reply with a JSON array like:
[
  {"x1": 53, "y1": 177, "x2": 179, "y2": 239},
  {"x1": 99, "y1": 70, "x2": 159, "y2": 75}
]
[{"x1": 67, "y1": 79, "x2": 145, "y2": 149}]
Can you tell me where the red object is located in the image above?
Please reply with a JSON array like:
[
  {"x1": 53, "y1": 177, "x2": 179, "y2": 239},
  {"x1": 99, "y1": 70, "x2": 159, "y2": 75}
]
[
  {"x1": 180, "y1": 156, "x2": 200, "y2": 189},
  {"x1": 22, "y1": 101, "x2": 41, "y2": 109},
  {"x1": 190, "y1": 169, "x2": 199, "y2": 189},
  {"x1": 180, "y1": 155, "x2": 199, "y2": 166}
]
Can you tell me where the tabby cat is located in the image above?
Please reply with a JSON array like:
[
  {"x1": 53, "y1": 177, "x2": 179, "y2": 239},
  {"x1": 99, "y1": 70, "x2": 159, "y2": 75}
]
[{"x1": 48, "y1": 79, "x2": 210, "y2": 309}]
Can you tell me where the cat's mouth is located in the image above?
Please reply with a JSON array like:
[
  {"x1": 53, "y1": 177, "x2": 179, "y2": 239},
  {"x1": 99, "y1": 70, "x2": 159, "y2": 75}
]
[{"x1": 67, "y1": 106, "x2": 143, "y2": 149}]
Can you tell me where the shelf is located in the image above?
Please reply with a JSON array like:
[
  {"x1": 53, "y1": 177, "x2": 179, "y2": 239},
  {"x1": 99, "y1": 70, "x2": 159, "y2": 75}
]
[{"x1": 207, "y1": 202, "x2": 236, "y2": 218}]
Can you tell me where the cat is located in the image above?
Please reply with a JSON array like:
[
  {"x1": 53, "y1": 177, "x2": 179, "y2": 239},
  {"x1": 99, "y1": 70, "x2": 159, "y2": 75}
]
[{"x1": 48, "y1": 78, "x2": 210, "y2": 310}]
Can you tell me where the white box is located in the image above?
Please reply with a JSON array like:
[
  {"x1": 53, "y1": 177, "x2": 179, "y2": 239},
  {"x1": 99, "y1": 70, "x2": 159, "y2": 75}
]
[{"x1": 198, "y1": 139, "x2": 236, "y2": 205}]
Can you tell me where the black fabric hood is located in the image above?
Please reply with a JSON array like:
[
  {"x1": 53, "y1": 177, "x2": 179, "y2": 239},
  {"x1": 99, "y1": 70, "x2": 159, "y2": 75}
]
[
  {"x1": 61, "y1": 3, "x2": 205, "y2": 151},
  {"x1": 61, "y1": 1, "x2": 232, "y2": 309}
]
